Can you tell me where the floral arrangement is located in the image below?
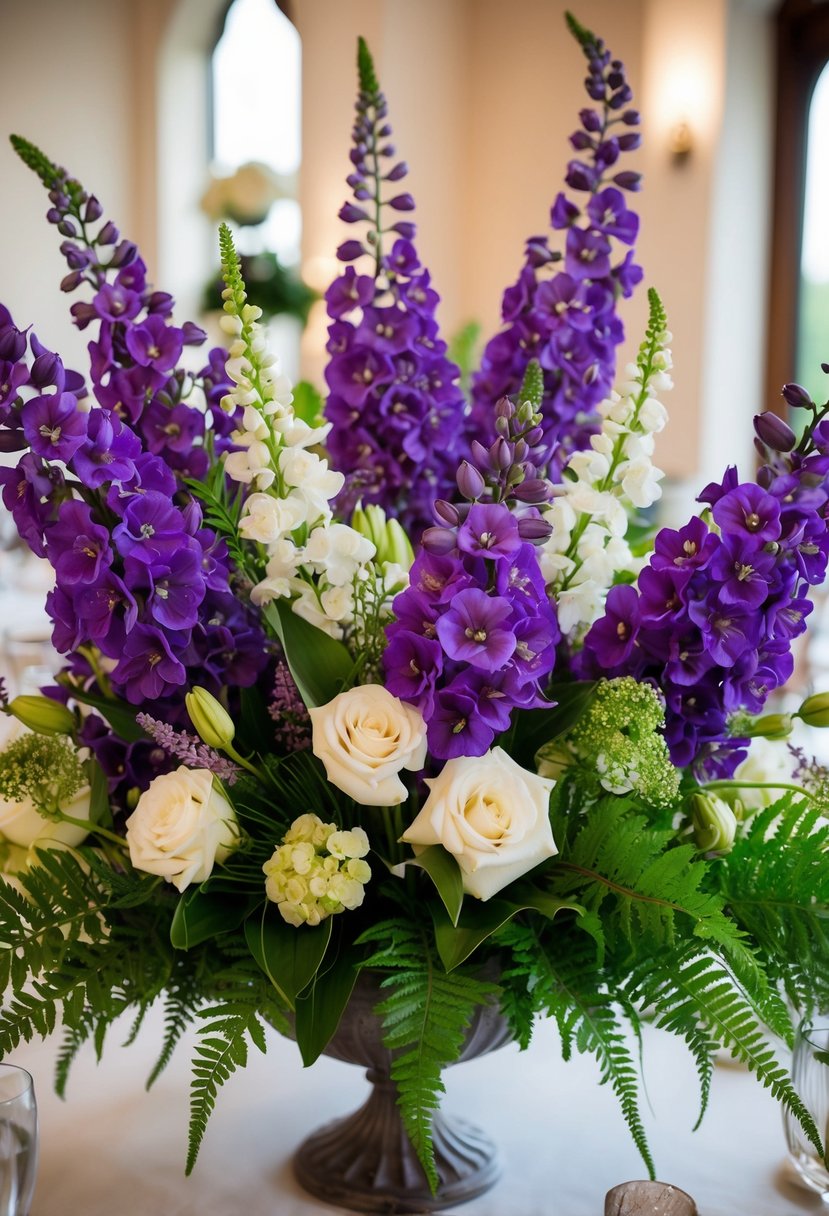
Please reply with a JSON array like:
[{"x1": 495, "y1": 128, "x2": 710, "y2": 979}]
[{"x1": 1, "y1": 13, "x2": 829, "y2": 1196}]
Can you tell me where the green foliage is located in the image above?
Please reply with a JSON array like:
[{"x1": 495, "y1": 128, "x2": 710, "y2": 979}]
[
  {"x1": 10, "y1": 135, "x2": 61, "y2": 192},
  {"x1": 711, "y1": 796, "x2": 829, "y2": 1013},
  {"x1": 497, "y1": 921, "x2": 655, "y2": 1178},
  {"x1": 447, "y1": 321, "x2": 481, "y2": 395},
  {"x1": 564, "y1": 11, "x2": 599, "y2": 53},
  {"x1": 262, "y1": 600, "x2": 353, "y2": 709},
  {"x1": 184, "y1": 460, "x2": 255, "y2": 586},
  {"x1": 358, "y1": 917, "x2": 499, "y2": 1192},
  {"x1": 187, "y1": 973, "x2": 285, "y2": 1174}
]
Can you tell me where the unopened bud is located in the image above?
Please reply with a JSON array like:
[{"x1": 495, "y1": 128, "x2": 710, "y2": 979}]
[
  {"x1": 689, "y1": 792, "x2": 737, "y2": 854},
  {"x1": 185, "y1": 687, "x2": 235, "y2": 749},
  {"x1": 517, "y1": 516, "x2": 553, "y2": 543},
  {"x1": 782, "y1": 382, "x2": 813, "y2": 411},
  {"x1": 753, "y1": 412, "x2": 796, "y2": 452},
  {"x1": 490, "y1": 437, "x2": 512, "y2": 470},
  {"x1": 797, "y1": 691, "x2": 829, "y2": 728},
  {"x1": 456, "y1": 460, "x2": 485, "y2": 501},
  {"x1": 8, "y1": 695, "x2": 75, "y2": 736},
  {"x1": 421, "y1": 526, "x2": 457, "y2": 555},
  {"x1": 432, "y1": 500, "x2": 460, "y2": 527},
  {"x1": 743, "y1": 712, "x2": 793, "y2": 740}
]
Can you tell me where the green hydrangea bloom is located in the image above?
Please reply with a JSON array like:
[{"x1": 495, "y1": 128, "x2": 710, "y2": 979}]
[{"x1": 263, "y1": 813, "x2": 371, "y2": 926}]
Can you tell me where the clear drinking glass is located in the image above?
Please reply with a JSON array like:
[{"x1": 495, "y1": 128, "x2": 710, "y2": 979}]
[
  {"x1": 0, "y1": 1065, "x2": 37, "y2": 1216},
  {"x1": 785, "y1": 1018, "x2": 829, "y2": 1199}
]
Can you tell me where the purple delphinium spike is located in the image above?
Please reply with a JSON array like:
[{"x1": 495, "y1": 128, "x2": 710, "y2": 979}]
[
  {"x1": 323, "y1": 39, "x2": 469, "y2": 538},
  {"x1": 469, "y1": 16, "x2": 643, "y2": 478},
  {"x1": 579, "y1": 402, "x2": 829, "y2": 777},
  {"x1": 384, "y1": 369, "x2": 559, "y2": 760},
  {"x1": 135, "y1": 713, "x2": 241, "y2": 784}
]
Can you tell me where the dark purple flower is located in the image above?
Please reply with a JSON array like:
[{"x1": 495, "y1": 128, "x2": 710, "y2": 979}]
[
  {"x1": 112, "y1": 624, "x2": 187, "y2": 703},
  {"x1": 124, "y1": 314, "x2": 184, "y2": 373},
  {"x1": 427, "y1": 686, "x2": 494, "y2": 760},
  {"x1": 382, "y1": 631, "x2": 443, "y2": 715},
  {"x1": 582, "y1": 584, "x2": 640, "y2": 668},
  {"x1": 457, "y1": 503, "x2": 523, "y2": 561},
  {"x1": 47, "y1": 500, "x2": 112, "y2": 585},
  {"x1": 712, "y1": 484, "x2": 781, "y2": 544}
]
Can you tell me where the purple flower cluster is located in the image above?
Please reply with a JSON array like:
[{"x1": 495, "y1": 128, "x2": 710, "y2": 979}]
[
  {"x1": 384, "y1": 496, "x2": 559, "y2": 760},
  {"x1": 323, "y1": 39, "x2": 469, "y2": 538},
  {"x1": 29, "y1": 153, "x2": 238, "y2": 478},
  {"x1": 469, "y1": 17, "x2": 642, "y2": 477},
  {"x1": 580, "y1": 411, "x2": 829, "y2": 774},
  {"x1": 0, "y1": 155, "x2": 273, "y2": 761}
]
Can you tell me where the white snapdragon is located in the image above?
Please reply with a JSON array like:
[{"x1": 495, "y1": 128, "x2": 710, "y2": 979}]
[
  {"x1": 219, "y1": 240, "x2": 374, "y2": 639},
  {"x1": 541, "y1": 297, "x2": 672, "y2": 641}
]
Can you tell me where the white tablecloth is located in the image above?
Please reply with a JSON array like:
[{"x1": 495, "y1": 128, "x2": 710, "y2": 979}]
[{"x1": 9, "y1": 1004, "x2": 823, "y2": 1216}]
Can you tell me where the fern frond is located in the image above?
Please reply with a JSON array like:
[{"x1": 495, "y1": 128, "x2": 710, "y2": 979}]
[
  {"x1": 497, "y1": 919, "x2": 655, "y2": 1178},
  {"x1": 187, "y1": 982, "x2": 281, "y2": 1174},
  {"x1": 359, "y1": 919, "x2": 499, "y2": 1193},
  {"x1": 627, "y1": 942, "x2": 823, "y2": 1154}
]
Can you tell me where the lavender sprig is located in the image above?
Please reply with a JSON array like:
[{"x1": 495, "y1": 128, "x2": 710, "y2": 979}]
[
  {"x1": 136, "y1": 713, "x2": 241, "y2": 785},
  {"x1": 268, "y1": 662, "x2": 311, "y2": 753}
]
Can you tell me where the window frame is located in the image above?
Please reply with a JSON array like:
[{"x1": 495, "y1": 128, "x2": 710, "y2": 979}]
[{"x1": 766, "y1": 0, "x2": 829, "y2": 415}]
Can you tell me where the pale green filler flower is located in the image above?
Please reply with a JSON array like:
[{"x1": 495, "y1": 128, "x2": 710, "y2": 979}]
[
  {"x1": 565, "y1": 677, "x2": 680, "y2": 808},
  {"x1": 263, "y1": 813, "x2": 371, "y2": 927},
  {"x1": 0, "y1": 734, "x2": 85, "y2": 817}
]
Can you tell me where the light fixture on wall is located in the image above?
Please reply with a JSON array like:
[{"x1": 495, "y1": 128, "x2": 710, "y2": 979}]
[{"x1": 668, "y1": 120, "x2": 693, "y2": 163}]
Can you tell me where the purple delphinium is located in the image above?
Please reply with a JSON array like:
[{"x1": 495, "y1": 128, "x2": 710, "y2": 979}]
[
  {"x1": 469, "y1": 15, "x2": 643, "y2": 478},
  {"x1": 323, "y1": 39, "x2": 469, "y2": 538},
  {"x1": 384, "y1": 378, "x2": 560, "y2": 759},
  {"x1": 580, "y1": 397, "x2": 829, "y2": 776}
]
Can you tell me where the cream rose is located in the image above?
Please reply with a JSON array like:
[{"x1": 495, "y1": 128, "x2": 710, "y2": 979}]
[
  {"x1": 125, "y1": 767, "x2": 239, "y2": 892},
  {"x1": 309, "y1": 686, "x2": 427, "y2": 806},
  {"x1": 402, "y1": 747, "x2": 557, "y2": 900}
]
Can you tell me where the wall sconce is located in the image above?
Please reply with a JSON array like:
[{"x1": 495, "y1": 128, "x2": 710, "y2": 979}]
[{"x1": 668, "y1": 120, "x2": 693, "y2": 162}]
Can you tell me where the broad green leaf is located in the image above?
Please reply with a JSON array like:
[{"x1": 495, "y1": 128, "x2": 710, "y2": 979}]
[
  {"x1": 410, "y1": 846, "x2": 464, "y2": 926},
  {"x1": 54, "y1": 680, "x2": 145, "y2": 743},
  {"x1": 244, "y1": 902, "x2": 332, "y2": 1009},
  {"x1": 262, "y1": 600, "x2": 352, "y2": 709},
  {"x1": 294, "y1": 945, "x2": 361, "y2": 1066},
  {"x1": 433, "y1": 891, "x2": 581, "y2": 971},
  {"x1": 170, "y1": 889, "x2": 250, "y2": 950},
  {"x1": 87, "y1": 757, "x2": 113, "y2": 829},
  {"x1": 509, "y1": 681, "x2": 597, "y2": 768},
  {"x1": 292, "y1": 380, "x2": 323, "y2": 427}
]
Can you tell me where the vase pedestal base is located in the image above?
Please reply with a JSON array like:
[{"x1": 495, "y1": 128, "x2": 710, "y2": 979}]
[{"x1": 293, "y1": 1070, "x2": 500, "y2": 1214}]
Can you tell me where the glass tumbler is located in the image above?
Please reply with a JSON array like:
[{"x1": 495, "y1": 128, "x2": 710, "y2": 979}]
[
  {"x1": 785, "y1": 1018, "x2": 829, "y2": 1199},
  {"x1": 0, "y1": 1065, "x2": 37, "y2": 1216}
]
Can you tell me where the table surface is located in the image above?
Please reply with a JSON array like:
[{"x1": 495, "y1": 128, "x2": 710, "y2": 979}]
[{"x1": 9, "y1": 1003, "x2": 826, "y2": 1216}]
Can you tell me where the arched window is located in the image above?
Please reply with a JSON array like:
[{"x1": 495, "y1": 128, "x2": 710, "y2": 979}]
[
  {"x1": 766, "y1": 0, "x2": 829, "y2": 413},
  {"x1": 205, "y1": 0, "x2": 308, "y2": 378}
]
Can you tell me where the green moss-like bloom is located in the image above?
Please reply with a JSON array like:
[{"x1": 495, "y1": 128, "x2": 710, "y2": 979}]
[
  {"x1": 566, "y1": 677, "x2": 680, "y2": 808},
  {"x1": 0, "y1": 733, "x2": 86, "y2": 816}
]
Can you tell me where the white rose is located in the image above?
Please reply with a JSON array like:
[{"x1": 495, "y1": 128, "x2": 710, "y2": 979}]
[
  {"x1": 125, "y1": 767, "x2": 239, "y2": 892},
  {"x1": 402, "y1": 747, "x2": 557, "y2": 900},
  {"x1": 309, "y1": 686, "x2": 427, "y2": 806}
]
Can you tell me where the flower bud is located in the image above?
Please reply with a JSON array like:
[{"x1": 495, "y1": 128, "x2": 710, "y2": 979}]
[
  {"x1": 689, "y1": 792, "x2": 737, "y2": 854},
  {"x1": 421, "y1": 527, "x2": 457, "y2": 555},
  {"x1": 185, "y1": 687, "x2": 235, "y2": 750},
  {"x1": 490, "y1": 437, "x2": 513, "y2": 470},
  {"x1": 753, "y1": 412, "x2": 796, "y2": 452},
  {"x1": 782, "y1": 382, "x2": 813, "y2": 410},
  {"x1": 432, "y1": 499, "x2": 460, "y2": 527},
  {"x1": 517, "y1": 516, "x2": 553, "y2": 543},
  {"x1": 797, "y1": 691, "x2": 829, "y2": 728},
  {"x1": 456, "y1": 460, "x2": 485, "y2": 501},
  {"x1": 0, "y1": 430, "x2": 28, "y2": 453},
  {"x1": 743, "y1": 712, "x2": 793, "y2": 740},
  {"x1": 384, "y1": 519, "x2": 415, "y2": 570},
  {"x1": 97, "y1": 221, "x2": 119, "y2": 246},
  {"x1": 513, "y1": 478, "x2": 553, "y2": 504},
  {"x1": 8, "y1": 695, "x2": 75, "y2": 736}
]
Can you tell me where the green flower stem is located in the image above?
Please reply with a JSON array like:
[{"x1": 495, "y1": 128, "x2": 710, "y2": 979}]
[
  {"x1": 56, "y1": 813, "x2": 128, "y2": 849},
  {"x1": 700, "y1": 780, "x2": 814, "y2": 800},
  {"x1": 223, "y1": 743, "x2": 266, "y2": 781}
]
